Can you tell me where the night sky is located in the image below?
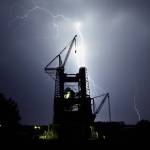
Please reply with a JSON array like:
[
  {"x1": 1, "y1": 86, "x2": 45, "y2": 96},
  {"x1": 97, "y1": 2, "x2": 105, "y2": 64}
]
[{"x1": 0, "y1": 0, "x2": 150, "y2": 125}]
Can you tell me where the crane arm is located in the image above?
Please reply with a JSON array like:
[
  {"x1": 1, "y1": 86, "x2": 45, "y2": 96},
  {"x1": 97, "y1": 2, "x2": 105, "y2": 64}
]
[
  {"x1": 62, "y1": 35, "x2": 77, "y2": 68},
  {"x1": 44, "y1": 35, "x2": 77, "y2": 78},
  {"x1": 94, "y1": 93, "x2": 109, "y2": 115}
]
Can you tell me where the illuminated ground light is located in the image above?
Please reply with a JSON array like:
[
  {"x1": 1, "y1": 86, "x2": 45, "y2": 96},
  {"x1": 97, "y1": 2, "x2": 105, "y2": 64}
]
[
  {"x1": 89, "y1": 126, "x2": 99, "y2": 140},
  {"x1": 103, "y1": 135, "x2": 106, "y2": 140},
  {"x1": 39, "y1": 130, "x2": 58, "y2": 140},
  {"x1": 34, "y1": 125, "x2": 41, "y2": 130}
]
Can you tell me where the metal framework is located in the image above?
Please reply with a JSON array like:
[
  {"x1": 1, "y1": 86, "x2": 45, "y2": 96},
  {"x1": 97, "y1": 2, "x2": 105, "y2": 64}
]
[{"x1": 44, "y1": 35, "x2": 111, "y2": 139}]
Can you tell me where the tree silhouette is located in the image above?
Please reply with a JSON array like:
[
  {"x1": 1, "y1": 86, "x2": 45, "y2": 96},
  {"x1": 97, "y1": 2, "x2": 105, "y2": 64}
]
[{"x1": 0, "y1": 93, "x2": 21, "y2": 128}]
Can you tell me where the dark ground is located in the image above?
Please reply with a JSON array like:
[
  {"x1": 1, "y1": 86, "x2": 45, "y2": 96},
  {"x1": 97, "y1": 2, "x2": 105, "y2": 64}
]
[{"x1": 0, "y1": 120, "x2": 150, "y2": 147}]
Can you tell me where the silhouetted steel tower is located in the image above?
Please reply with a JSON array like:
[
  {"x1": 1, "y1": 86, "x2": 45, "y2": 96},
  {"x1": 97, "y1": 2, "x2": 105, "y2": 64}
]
[{"x1": 45, "y1": 35, "x2": 111, "y2": 139}]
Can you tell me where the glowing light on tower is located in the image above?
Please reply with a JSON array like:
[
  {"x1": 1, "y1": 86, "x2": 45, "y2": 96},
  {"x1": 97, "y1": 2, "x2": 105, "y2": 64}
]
[{"x1": 74, "y1": 21, "x2": 86, "y2": 68}]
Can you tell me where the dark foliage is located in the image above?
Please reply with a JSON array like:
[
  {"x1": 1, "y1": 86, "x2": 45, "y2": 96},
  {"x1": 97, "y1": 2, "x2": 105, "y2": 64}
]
[{"x1": 0, "y1": 93, "x2": 20, "y2": 128}]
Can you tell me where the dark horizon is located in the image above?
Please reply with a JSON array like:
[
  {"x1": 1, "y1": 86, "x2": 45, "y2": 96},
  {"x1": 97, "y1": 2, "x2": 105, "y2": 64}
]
[{"x1": 0, "y1": 0, "x2": 150, "y2": 125}]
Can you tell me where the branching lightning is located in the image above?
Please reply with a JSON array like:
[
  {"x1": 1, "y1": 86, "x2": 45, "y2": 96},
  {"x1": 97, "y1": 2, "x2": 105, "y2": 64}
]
[
  {"x1": 9, "y1": 0, "x2": 71, "y2": 38},
  {"x1": 9, "y1": 1, "x2": 87, "y2": 67},
  {"x1": 9, "y1": 0, "x2": 87, "y2": 67},
  {"x1": 133, "y1": 80, "x2": 141, "y2": 121},
  {"x1": 134, "y1": 95, "x2": 141, "y2": 121},
  {"x1": 88, "y1": 75, "x2": 106, "y2": 97}
]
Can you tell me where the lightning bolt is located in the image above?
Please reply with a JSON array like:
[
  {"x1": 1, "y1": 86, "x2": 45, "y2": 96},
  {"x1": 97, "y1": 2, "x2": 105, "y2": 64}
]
[
  {"x1": 9, "y1": 0, "x2": 71, "y2": 38},
  {"x1": 134, "y1": 95, "x2": 141, "y2": 121},
  {"x1": 88, "y1": 75, "x2": 106, "y2": 97},
  {"x1": 133, "y1": 80, "x2": 141, "y2": 122},
  {"x1": 9, "y1": 1, "x2": 92, "y2": 72},
  {"x1": 88, "y1": 74, "x2": 108, "y2": 121}
]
